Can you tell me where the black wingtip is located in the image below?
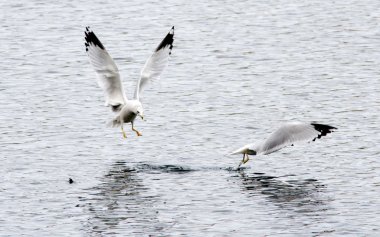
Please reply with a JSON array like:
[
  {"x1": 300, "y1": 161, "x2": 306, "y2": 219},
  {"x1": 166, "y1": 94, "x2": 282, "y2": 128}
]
[
  {"x1": 155, "y1": 26, "x2": 174, "y2": 53},
  {"x1": 84, "y1": 26, "x2": 105, "y2": 51},
  {"x1": 311, "y1": 123, "x2": 337, "y2": 141}
]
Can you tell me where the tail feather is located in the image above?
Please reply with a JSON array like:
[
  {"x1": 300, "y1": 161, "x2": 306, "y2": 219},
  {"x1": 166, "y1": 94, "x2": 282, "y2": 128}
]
[
  {"x1": 230, "y1": 145, "x2": 249, "y2": 155},
  {"x1": 107, "y1": 117, "x2": 121, "y2": 127}
]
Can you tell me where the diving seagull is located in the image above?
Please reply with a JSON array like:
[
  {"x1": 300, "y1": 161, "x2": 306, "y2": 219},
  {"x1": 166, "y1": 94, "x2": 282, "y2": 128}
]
[
  {"x1": 84, "y1": 26, "x2": 174, "y2": 138},
  {"x1": 231, "y1": 122, "x2": 337, "y2": 169}
]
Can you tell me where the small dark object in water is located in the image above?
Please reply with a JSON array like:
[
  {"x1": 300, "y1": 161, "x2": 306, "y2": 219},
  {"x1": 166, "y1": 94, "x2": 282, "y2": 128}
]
[{"x1": 69, "y1": 178, "x2": 74, "y2": 184}]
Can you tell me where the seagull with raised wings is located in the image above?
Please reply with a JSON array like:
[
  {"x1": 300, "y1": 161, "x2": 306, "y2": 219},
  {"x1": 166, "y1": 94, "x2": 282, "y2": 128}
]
[
  {"x1": 231, "y1": 122, "x2": 337, "y2": 169},
  {"x1": 84, "y1": 26, "x2": 174, "y2": 138}
]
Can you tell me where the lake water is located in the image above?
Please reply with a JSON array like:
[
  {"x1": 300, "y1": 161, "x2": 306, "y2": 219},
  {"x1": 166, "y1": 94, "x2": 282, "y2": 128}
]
[{"x1": 1, "y1": 0, "x2": 380, "y2": 236}]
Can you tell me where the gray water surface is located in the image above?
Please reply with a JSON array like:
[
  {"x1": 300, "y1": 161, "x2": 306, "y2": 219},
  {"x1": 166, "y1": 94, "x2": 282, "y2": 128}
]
[{"x1": 1, "y1": 0, "x2": 380, "y2": 236}]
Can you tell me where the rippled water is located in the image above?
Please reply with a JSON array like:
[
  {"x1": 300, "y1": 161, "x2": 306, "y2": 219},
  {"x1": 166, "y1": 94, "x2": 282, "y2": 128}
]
[{"x1": 1, "y1": 0, "x2": 380, "y2": 236}]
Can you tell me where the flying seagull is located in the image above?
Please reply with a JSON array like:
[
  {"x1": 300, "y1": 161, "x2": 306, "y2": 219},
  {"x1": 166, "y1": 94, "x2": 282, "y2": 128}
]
[
  {"x1": 84, "y1": 26, "x2": 174, "y2": 138},
  {"x1": 231, "y1": 122, "x2": 337, "y2": 169}
]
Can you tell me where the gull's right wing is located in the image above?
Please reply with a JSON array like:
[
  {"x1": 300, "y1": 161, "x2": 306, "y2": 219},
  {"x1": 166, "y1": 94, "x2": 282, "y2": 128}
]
[{"x1": 85, "y1": 27, "x2": 127, "y2": 112}]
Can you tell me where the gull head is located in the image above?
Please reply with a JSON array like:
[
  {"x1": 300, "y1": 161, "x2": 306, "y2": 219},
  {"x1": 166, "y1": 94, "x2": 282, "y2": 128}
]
[{"x1": 134, "y1": 102, "x2": 144, "y2": 121}]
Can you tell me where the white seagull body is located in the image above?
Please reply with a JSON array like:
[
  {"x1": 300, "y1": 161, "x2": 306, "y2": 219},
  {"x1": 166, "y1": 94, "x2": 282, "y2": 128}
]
[
  {"x1": 84, "y1": 26, "x2": 174, "y2": 138},
  {"x1": 231, "y1": 122, "x2": 337, "y2": 168}
]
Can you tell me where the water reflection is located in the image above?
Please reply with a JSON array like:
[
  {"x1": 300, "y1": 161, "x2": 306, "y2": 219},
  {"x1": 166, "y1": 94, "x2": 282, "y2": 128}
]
[
  {"x1": 80, "y1": 161, "x2": 163, "y2": 236},
  {"x1": 135, "y1": 163, "x2": 195, "y2": 174},
  {"x1": 235, "y1": 170, "x2": 329, "y2": 213}
]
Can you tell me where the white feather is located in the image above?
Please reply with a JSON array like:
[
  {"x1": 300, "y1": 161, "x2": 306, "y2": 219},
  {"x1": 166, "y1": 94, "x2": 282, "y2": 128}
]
[
  {"x1": 257, "y1": 122, "x2": 324, "y2": 155},
  {"x1": 134, "y1": 27, "x2": 174, "y2": 100},
  {"x1": 85, "y1": 28, "x2": 127, "y2": 110},
  {"x1": 233, "y1": 122, "x2": 337, "y2": 156}
]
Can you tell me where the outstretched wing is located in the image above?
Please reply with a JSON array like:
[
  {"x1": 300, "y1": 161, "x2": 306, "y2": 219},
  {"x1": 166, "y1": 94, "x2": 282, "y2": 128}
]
[
  {"x1": 85, "y1": 27, "x2": 127, "y2": 112},
  {"x1": 259, "y1": 122, "x2": 337, "y2": 155},
  {"x1": 134, "y1": 26, "x2": 174, "y2": 100}
]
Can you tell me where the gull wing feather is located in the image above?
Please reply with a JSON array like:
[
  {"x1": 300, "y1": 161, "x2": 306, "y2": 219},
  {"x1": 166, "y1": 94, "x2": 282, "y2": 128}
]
[
  {"x1": 85, "y1": 27, "x2": 127, "y2": 112},
  {"x1": 134, "y1": 26, "x2": 174, "y2": 100},
  {"x1": 258, "y1": 122, "x2": 337, "y2": 155}
]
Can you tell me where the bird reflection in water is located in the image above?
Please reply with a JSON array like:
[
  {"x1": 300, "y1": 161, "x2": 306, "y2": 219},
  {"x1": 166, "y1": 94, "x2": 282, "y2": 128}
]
[
  {"x1": 80, "y1": 161, "x2": 164, "y2": 236},
  {"x1": 235, "y1": 170, "x2": 330, "y2": 212}
]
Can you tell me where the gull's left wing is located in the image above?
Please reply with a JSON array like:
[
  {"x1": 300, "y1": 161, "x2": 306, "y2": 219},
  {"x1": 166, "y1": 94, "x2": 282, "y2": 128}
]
[
  {"x1": 134, "y1": 26, "x2": 174, "y2": 100},
  {"x1": 259, "y1": 122, "x2": 337, "y2": 155}
]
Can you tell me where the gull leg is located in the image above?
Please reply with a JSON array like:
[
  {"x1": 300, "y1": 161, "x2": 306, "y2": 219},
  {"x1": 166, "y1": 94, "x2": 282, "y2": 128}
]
[
  {"x1": 121, "y1": 124, "x2": 127, "y2": 139},
  {"x1": 237, "y1": 154, "x2": 251, "y2": 170},
  {"x1": 237, "y1": 154, "x2": 246, "y2": 170},
  {"x1": 243, "y1": 154, "x2": 250, "y2": 164},
  {"x1": 131, "y1": 122, "x2": 142, "y2": 136}
]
